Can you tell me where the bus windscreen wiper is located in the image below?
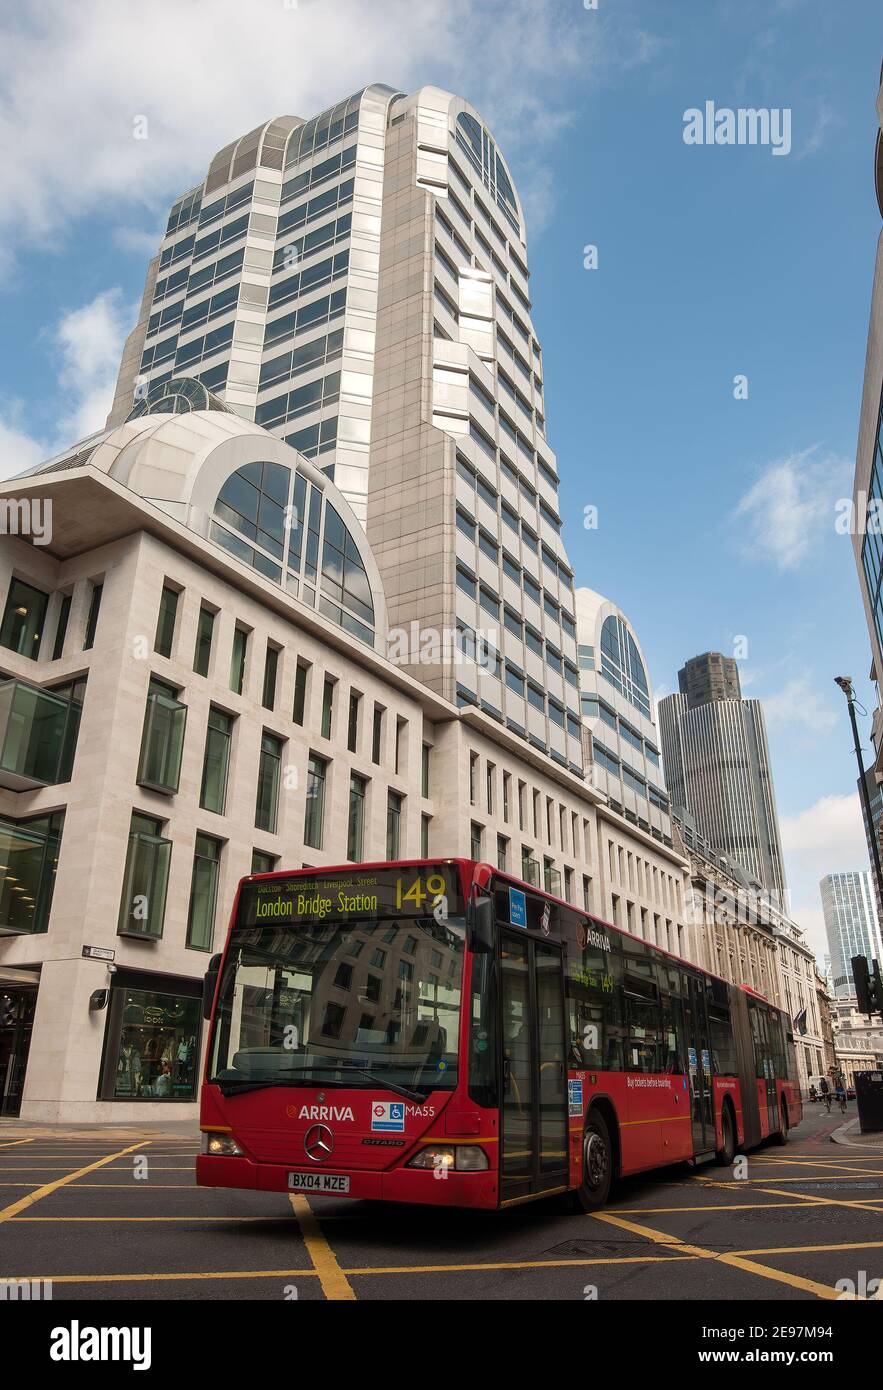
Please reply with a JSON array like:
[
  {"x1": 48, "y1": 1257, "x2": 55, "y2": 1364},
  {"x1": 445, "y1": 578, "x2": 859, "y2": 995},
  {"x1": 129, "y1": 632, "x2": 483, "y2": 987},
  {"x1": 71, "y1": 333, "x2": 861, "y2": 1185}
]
[
  {"x1": 337, "y1": 1065, "x2": 426, "y2": 1104},
  {"x1": 213, "y1": 1071, "x2": 350, "y2": 1097}
]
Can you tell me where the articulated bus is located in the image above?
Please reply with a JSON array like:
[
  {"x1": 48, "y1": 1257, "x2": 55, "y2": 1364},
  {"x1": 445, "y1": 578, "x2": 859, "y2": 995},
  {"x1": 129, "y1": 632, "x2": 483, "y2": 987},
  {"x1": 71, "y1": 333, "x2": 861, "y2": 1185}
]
[{"x1": 197, "y1": 858, "x2": 802, "y2": 1210}]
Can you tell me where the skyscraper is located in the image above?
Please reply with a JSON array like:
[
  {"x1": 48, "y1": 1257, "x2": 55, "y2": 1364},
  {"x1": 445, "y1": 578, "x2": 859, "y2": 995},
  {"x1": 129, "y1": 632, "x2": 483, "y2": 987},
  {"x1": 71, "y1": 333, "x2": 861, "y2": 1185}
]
[
  {"x1": 820, "y1": 871, "x2": 883, "y2": 997},
  {"x1": 658, "y1": 657, "x2": 787, "y2": 903},
  {"x1": 677, "y1": 651, "x2": 741, "y2": 709},
  {"x1": 107, "y1": 84, "x2": 583, "y2": 770}
]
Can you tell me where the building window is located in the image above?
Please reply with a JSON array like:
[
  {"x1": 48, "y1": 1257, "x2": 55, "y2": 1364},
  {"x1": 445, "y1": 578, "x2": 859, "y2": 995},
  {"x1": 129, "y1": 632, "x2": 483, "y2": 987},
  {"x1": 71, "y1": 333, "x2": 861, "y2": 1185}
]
[
  {"x1": 421, "y1": 813, "x2": 430, "y2": 858},
  {"x1": 293, "y1": 661, "x2": 309, "y2": 725},
  {"x1": 52, "y1": 594, "x2": 71, "y2": 661},
  {"x1": 487, "y1": 762, "x2": 495, "y2": 814},
  {"x1": 0, "y1": 676, "x2": 84, "y2": 787},
  {"x1": 321, "y1": 677, "x2": 335, "y2": 739},
  {"x1": 193, "y1": 605, "x2": 215, "y2": 677},
  {"x1": 154, "y1": 585, "x2": 179, "y2": 658},
  {"x1": 348, "y1": 773, "x2": 366, "y2": 860},
  {"x1": 502, "y1": 772, "x2": 511, "y2": 823},
  {"x1": 395, "y1": 718, "x2": 407, "y2": 775},
  {"x1": 522, "y1": 846, "x2": 539, "y2": 886},
  {"x1": 347, "y1": 692, "x2": 360, "y2": 753},
  {"x1": 497, "y1": 834, "x2": 509, "y2": 871},
  {"x1": 186, "y1": 834, "x2": 222, "y2": 951},
  {"x1": 255, "y1": 732, "x2": 283, "y2": 833},
  {"x1": 117, "y1": 812, "x2": 172, "y2": 939},
  {"x1": 230, "y1": 627, "x2": 249, "y2": 695},
  {"x1": 251, "y1": 849, "x2": 277, "y2": 874},
  {"x1": 137, "y1": 678, "x2": 187, "y2": 795},
  {"x1": 469, "y1": 752, "x2": 478, "y2": 805},
  {"x1": 99, "y1": 982, "x2": 201, "y2": 1102},
  {"x1": 83, "y1": 582, "x2": 103, "y2": 651},
  {"x1": 1, "y1": 578, "x2": 49, "y2": 659},
  {"x1": 421, "y1": 744, "x2": 430, "y2": 798},
  {"x1": 471, "y1": 821, "x2": 483, "y2": 859},
  {"x1": 583, "y1": 875, "x2": 592, "y2": 911},
  {"x1": 200, "y1": 707, "x2": 233, "y2": 815},
  {"x1": 387, "y1": 791, "x2": 403, "y2": 859},
  {"x1": 372, "y1": 705, "x2": 384, "y2": 764},
  {"x1": 304, "y1": 754, "x2": 328, "y2": 849},
  {"x1": 262, "y1": 643, "x2": 280, "y2": 711},
  {"x1": 564, "y1": 866, "x2": 573, "y2": 903},
  {"x1": 0, "y1": 810, "x2": 64, "y2": 935}
]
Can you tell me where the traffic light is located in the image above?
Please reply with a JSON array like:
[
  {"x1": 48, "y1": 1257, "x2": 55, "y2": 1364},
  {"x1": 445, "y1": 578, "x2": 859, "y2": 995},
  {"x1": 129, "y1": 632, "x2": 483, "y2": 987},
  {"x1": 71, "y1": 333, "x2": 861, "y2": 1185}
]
[{"x1": 852, "y1": 955, "x2": 883, "y2": 1016}]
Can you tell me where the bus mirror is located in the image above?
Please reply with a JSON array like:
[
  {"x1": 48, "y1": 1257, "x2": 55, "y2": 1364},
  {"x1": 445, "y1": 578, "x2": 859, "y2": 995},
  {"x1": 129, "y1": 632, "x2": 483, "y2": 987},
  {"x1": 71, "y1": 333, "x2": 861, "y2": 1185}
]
[
  {"x1": 469, "y1": 897, "x2": 495, "y2": 955},
  {"x1": 202, "y1": 954, "x2": 223, "y2": 1020}
]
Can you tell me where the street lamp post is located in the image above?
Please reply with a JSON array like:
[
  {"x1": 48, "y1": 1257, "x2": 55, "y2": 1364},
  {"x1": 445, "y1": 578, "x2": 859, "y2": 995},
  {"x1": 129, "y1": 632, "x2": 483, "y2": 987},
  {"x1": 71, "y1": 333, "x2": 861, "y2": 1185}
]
[{"x1": 834, "y1": 676, "x2": 883, "y2": 921}]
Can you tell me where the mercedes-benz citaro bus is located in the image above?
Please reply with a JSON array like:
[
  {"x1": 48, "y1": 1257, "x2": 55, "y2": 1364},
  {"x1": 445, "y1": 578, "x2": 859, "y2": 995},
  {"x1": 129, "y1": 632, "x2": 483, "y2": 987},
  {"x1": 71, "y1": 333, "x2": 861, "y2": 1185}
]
[{"x1": 197, "y1": 858, "x2": 802, "y2": 1211}]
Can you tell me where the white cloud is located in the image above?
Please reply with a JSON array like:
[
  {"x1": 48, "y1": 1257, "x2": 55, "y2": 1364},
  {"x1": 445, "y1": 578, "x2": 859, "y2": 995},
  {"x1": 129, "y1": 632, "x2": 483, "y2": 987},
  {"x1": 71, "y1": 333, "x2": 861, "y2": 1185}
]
[
  {"x1": 53, "y1": 288, "x2": 134, "y2": 441},
  {"x1": 0, "y1": 288, "x2": 134, "y2": 479},
  {"x1": 760, "y1": 673, "x2": 839, "y2": 735},
  {"x1": 780, "y1": 793, "x2": 869, "y2": 957},
  {"x1": 797, "y1": 101, "x2": 842, "y2": 161},
  {"x1": 732, "y1": 446, "x2": 851, "y2": 571},
  {"x1": 0, "y1": 0, "x2": 657, "y2": 265},
  {"x1": 0, "y1": 414, "x2": 48, "y2": 483}
]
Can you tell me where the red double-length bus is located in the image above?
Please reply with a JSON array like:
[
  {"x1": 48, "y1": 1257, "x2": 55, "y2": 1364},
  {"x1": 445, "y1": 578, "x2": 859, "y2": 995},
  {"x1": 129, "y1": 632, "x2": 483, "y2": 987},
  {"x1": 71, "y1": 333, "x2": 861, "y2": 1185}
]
[{"x1": 197, "y1": 858, "x2": 802, "y2": 1210}]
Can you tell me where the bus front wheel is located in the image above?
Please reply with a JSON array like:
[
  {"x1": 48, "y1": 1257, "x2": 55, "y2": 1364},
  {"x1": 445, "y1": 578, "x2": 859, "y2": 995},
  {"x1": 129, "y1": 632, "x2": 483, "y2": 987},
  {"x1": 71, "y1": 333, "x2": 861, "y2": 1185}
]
[{"x1": 574, "y1": 1111, "x2": 613, "y2": 1211}]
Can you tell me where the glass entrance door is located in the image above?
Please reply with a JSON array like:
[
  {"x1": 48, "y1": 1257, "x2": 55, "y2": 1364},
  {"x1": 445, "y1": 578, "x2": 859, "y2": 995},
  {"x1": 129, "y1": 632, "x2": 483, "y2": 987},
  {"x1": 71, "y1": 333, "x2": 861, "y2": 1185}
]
[
  {"x1": 0, "y1": 986, "x2": 36, "y2": 1117},
  {"x1": 499, "y1": 931, "x2": 569, "y2": 1202}
]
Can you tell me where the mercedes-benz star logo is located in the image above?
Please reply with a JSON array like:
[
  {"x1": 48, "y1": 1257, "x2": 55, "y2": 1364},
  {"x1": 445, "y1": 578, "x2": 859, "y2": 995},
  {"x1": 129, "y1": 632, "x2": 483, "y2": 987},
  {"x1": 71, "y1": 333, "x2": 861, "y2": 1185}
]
[{"x1": 304, "y1": 1124, "x2": 334, "y2": 1163}]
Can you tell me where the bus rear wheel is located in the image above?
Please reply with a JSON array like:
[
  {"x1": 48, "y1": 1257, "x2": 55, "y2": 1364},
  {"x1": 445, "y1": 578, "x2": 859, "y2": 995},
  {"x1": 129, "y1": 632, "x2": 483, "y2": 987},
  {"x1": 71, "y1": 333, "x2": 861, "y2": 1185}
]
[
  {"x1": 574, "y1": 1111, "x2": 613, "y2": 1211},
  {"x1": 714, "y1": 1103, "x2": 735, "y2": 1166},
  {"x1": 772, "y1": 1100, "x2": 789, "y2": 1146}
]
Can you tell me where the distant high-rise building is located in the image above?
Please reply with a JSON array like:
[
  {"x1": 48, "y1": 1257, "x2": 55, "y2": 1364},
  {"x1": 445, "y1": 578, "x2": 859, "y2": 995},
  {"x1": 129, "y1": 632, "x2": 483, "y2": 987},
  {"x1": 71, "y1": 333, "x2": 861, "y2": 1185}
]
[
  {"x1": 658, "y1": 659, "x2": 787, "y2": 903},
  {"x1": 677, "y1": 651, "x2": 741, "y2": 709},
  {"x1": 820, "y1": 871, "x2": 883, "y2": 998}
]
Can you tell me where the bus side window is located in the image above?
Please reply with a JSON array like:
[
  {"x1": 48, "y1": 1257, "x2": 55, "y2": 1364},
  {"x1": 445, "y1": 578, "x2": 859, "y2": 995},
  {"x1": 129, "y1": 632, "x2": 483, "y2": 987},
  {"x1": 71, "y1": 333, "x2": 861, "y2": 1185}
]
[{"x1": 659, "y1": 992, "x2": 683, "y2": 1072}]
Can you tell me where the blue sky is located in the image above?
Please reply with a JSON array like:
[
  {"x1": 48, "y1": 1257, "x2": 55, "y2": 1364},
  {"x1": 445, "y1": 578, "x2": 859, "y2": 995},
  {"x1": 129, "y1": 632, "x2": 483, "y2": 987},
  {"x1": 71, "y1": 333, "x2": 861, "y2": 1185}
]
[{"x1": 0, "y1": 0, "x2": 881, "y2": 953}]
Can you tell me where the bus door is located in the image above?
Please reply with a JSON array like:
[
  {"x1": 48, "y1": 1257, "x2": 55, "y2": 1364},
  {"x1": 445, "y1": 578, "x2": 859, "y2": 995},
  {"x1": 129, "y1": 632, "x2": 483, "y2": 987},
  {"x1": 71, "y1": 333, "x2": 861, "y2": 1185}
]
[
  {"x1": 750, "y1": 1005, "x2": 779, "y2": 1136},
  {"x1": 683, "y1": 975, "x2": 715, "y2": 1155},
  {"x1": 498, "y1": 931, "x2": 569, "y2": 1202}
]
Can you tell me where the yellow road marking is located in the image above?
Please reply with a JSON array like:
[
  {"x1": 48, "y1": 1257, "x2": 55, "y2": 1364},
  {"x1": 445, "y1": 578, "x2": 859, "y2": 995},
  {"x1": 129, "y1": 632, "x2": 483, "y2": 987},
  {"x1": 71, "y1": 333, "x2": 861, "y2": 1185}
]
[
  {"x1": 746, "y1": 1158, "x2": 883, "y2": 1174},
  {"x1": 747, "y1": 1183, "x2": 883, "y2": 1217},
  {"x1": 288, "y1": 1195, "x2": 356, "y2": 1301},
  {"x1": 696, "y1": 1171, "x2": 883, "y2": 1184},
  {"x1": 13, "y1": 1254, "x2": 698, "y2": 1285},
  {"x1": 11, "y1": 1215, "x2": 295, "y2": 1222},
  {"x1": 0, "y1": 1139, "x2": 35, "y2": 1150},
  {"x1": 590, "y1": 1210, "x2": 840, "y2": 1300},
  {"x1": 610, "y1": 1198, "x2": 883, "y2": 1214},
  {"x1": 0, "y1": 1142, "x2": 150, "y2": 1224}
]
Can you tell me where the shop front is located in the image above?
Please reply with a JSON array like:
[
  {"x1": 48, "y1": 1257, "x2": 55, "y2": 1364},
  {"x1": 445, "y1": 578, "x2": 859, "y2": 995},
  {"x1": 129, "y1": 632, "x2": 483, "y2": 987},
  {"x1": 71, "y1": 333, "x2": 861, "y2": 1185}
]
[{"x1": 97, "y1": 969, "x2": 203, "y2": 1103}]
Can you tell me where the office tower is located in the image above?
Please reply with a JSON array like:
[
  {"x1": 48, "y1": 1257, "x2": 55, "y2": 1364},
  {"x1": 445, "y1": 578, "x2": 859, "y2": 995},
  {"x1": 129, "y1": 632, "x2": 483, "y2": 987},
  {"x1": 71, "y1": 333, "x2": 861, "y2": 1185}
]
[
  {"x1": 658, "y1": 662, "x2": 787, "y2": 903},
  {"x1": 107, "y1": 84, "x2": 583, "y2": 772},
  {"x1": 820, "y1": 870, "x2": 883, "y2": 998},
  {"x1": 678, "y1": 651, "x2": 741, "y2": 709}
]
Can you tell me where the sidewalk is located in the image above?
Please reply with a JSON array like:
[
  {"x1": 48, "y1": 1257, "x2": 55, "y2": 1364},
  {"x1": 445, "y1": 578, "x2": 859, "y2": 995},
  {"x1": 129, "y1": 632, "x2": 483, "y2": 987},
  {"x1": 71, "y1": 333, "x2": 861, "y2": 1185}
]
[
  {"x1": 830, "y1": 1116, "x2": 883, "y2": 1149},
  {"x1": 0, "y1": 1118, "x2": 199, "y2": 1140}
]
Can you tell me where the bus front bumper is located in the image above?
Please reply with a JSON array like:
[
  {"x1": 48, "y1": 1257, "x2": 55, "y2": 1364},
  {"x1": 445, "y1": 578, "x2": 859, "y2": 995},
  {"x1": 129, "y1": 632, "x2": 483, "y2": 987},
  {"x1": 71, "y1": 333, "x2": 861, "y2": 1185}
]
[{"x1": 196, "y1": 1154, "x2": 498, "y2": 1208}]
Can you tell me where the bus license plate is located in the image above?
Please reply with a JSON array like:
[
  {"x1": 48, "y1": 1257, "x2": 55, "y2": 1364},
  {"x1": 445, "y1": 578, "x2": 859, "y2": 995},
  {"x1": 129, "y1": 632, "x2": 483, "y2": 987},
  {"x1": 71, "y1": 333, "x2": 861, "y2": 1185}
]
[{"x1": 288, "y1": 1171, "x2": 350, "y2": 1194}]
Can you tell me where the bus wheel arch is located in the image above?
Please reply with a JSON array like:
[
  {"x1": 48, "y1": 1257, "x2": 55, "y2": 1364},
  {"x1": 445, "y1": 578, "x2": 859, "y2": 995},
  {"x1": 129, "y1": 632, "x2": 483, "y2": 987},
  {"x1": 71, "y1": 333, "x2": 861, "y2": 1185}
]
[
  {"x1": 573, "y1": 1099, "x2": 619, "y2": 1211},
  {"x1": 714, "y1": 1096, "x2": 737, "y2": 1166}
]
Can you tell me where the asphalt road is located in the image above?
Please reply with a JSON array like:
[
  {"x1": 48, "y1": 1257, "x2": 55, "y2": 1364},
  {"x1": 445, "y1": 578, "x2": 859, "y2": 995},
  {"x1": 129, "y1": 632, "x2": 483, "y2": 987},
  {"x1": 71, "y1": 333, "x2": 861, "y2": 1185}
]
[{"x1": 2, "y1": 1101, "x2": 882, "y2": 1302}]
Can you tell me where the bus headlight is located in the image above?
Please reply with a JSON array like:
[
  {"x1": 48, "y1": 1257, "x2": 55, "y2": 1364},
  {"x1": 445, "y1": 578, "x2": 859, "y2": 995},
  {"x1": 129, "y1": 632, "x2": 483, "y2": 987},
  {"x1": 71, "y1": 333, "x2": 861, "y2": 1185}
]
[
  {"x1": 201, "y1": 1131, "x2": 244, "y2": 1156},
  {"x1": 407, "y1": 1145, "x2": 488, "y2": 1171}
]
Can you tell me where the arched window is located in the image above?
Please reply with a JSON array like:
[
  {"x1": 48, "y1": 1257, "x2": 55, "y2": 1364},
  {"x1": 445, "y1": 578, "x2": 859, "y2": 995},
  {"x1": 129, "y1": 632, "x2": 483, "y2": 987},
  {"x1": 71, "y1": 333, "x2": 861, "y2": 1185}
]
[
  {"x1": 599, "y1": 615, "x2": 650, "y2": 718},
  {"x1": 210, "y1": 463, "x2": 374, "y2": 643}
]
